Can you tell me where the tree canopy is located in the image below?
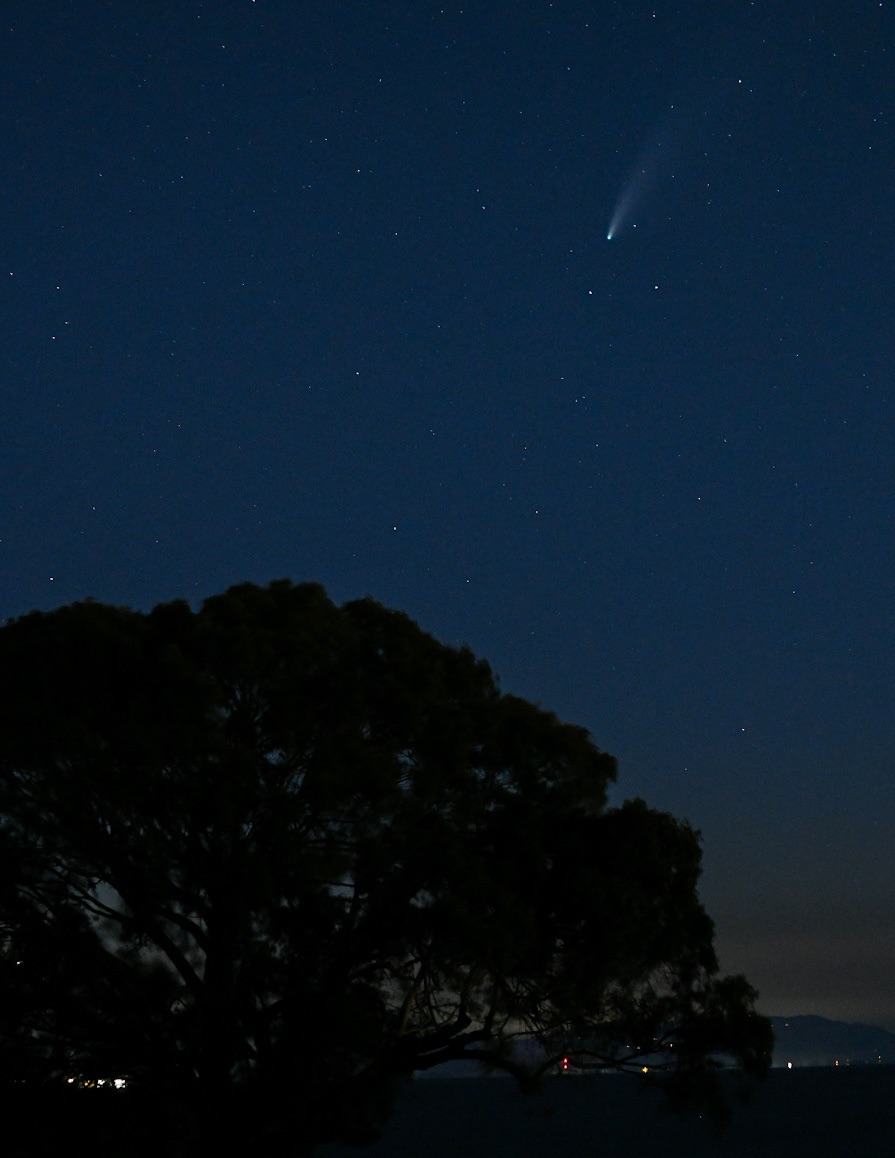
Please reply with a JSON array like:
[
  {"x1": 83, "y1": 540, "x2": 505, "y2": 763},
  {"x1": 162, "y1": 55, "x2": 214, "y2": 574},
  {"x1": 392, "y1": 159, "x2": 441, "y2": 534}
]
[{"x1": 0, "y1": 580, "x2": 771, "y2": 1153}]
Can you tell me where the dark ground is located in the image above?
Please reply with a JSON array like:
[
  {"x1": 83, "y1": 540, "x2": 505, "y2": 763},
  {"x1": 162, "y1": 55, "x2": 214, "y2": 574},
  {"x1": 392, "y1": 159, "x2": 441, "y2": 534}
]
[
  {"x1": 5, "y1": 1067, "x2": 893, "y2": 1156},
  {"x1": 321, "y1": 1067, "x2": 895, "y2": 1158}
]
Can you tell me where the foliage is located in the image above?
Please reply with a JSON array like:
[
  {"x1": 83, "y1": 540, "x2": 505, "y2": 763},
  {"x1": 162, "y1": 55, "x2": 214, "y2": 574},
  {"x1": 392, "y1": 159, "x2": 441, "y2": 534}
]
[{"x1": 0, "y1": 581, "x2": 772, "y2": 1152}]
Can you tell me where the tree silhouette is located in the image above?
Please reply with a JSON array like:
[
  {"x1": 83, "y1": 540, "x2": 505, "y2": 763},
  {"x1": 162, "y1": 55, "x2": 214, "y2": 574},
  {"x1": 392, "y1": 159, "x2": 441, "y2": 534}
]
[{"x1": 0, "y1": 581, "x2": 771, "y2": 1153}]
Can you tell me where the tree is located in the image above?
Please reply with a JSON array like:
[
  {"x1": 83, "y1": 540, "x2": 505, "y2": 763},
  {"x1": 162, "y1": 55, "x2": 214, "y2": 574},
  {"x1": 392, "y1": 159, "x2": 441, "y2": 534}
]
[{"x1": 0, "y1": 581, "x2": 771, "y2": 1153}]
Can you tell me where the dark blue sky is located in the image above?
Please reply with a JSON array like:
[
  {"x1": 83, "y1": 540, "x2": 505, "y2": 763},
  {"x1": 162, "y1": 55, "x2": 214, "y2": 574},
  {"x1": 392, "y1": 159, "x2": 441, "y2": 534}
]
[{"x1": 2, "y1": 1, "x2": 893, "y2": 1025}]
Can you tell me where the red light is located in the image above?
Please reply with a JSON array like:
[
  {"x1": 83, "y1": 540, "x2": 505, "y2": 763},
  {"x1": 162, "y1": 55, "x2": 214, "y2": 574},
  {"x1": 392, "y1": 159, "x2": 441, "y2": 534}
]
[{"x1": 562, "y1": 1057, "x2": 569, "y2": 1071}]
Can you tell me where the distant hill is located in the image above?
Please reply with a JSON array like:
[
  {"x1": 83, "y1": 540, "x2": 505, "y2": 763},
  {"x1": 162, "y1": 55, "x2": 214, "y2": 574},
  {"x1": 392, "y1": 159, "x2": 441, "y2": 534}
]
[{"x1": 771, "y1": 1015, "x2": 895, "y2": 1068}]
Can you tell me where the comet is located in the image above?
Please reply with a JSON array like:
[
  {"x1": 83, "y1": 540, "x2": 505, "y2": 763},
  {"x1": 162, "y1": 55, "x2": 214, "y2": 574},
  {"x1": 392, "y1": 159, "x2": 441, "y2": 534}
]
[
  {"x1": 606, "y1": 128, "x2": 675, "y2": 240},
  {"x1": 606, "y1": 168, "x2": 646, "y2": 241}
]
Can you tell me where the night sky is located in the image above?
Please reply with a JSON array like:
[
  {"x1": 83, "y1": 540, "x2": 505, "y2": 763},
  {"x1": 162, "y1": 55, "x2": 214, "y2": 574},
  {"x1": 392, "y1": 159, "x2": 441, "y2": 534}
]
[{"x1": 2, "y1": 2, "x2": 893, "y2": 1027}]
